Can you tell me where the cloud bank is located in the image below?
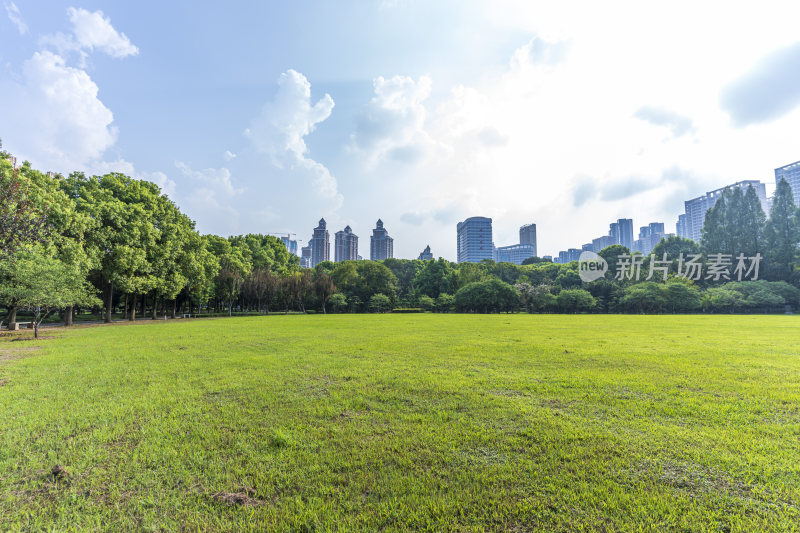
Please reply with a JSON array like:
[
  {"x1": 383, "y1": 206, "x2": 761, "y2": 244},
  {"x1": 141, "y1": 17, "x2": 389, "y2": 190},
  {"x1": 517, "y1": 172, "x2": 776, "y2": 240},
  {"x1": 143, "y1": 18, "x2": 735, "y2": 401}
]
[{"x1": 721, "y1": 41, "x2": 800, "y2": 127}]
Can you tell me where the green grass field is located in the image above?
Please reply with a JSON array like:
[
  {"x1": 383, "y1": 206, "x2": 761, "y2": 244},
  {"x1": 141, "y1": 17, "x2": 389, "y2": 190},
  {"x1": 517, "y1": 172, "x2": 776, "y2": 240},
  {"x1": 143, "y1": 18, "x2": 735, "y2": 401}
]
[{"x1": 1, "y1": 314, "x2": 798, "y2": 531}]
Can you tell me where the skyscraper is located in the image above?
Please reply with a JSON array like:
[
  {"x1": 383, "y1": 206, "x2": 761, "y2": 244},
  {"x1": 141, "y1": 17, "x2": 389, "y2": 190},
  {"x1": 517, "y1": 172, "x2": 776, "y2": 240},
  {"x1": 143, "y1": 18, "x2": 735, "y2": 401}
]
[
  {"x1": 775, "y1": 160, "x2": 800, "y2": 206},
  {"x1": 310, "y1": 218, "x2": 329, "y2": 267},
  {"x1": 418, "y1": 245, "x2": 433, "y2": 260},
  {"x1": 456, "y1": 217, "x2": 493, "y2": 263},
  {"x1": 519, "y1": 223, "x2": 537, "y2": 257},
  {"x1": 682, "y1": 180, "x2": 767, "y2": 242},
  {"x1": 334, "y1": 226, "x2": 359, "y2": 262},
  {"x1": 676, "y1": 214, "x2": 688, "y2": 239},
  {"x1": 370, "y1": 219, "x2": 393, "y2": 260},
  {"x1": 281, "y1": 236, "x2": 298, "y2": 256},
  {"x1": 300, "y1": 242, "x2": 312, "y2": 269},
  {"x1": 633, "y1": 222, "x2": 669, "y2": 255},
  {"x1": 609, "y1": 218, "x2": 634, "y2": 250}
]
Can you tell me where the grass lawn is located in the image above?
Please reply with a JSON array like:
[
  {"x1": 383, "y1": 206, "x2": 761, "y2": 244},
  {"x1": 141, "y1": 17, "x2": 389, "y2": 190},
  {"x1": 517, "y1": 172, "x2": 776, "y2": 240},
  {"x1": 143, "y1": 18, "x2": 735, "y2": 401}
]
[{"x1": 0, "y1": 314, "x2": 798, "y2": 531}]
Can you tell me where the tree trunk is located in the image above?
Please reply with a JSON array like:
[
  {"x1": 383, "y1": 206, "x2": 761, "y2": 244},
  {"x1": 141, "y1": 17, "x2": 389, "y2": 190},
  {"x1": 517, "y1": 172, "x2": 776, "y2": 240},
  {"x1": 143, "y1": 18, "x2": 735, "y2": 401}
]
[
  {"x1": 105, "y1": 281, "x2": 113, "y2": 323},
  {"x1": 141, "y1": 293, "x2": 146, "y2": 318},
  {"x1": 34, "y1": 309, "x2": 52, "y2": 339},
  {"x1": 65, "y1": 305, "x2": 73, "y2": 327},
  {"x1": 130, "y1": 294, "x2": 137, "y2": 321},
  {"x1": 172, "y1": 300, "x2": 177, "y2": 319},
  {"x1": 123, "y1": 294, "x2": 128, "y2": 320},
  {"x1": 4, "y1": 305, "x2": 17, "y2": 328},
  {"x1": 152, "y1": 295, "x2": 158, "y2": 320}
]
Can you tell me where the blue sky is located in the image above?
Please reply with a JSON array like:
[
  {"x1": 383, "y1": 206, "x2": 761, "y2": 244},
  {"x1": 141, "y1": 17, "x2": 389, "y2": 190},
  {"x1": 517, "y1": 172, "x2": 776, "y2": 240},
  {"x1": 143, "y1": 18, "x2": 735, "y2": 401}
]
[{"x1": 3, "y1": 1, "x2": 800, "y2": 259}]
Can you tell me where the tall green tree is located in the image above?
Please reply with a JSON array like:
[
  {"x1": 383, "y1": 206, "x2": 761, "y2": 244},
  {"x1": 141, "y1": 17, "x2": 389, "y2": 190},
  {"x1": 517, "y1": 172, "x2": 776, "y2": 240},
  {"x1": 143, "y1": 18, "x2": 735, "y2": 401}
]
[
  {"x1": 702, "y1": 190, "x2": 731, "y2": 255},
  {"x1": 740, "y1": 185, "x2": 766, "y2": 256},
  {"x1": 764, "y1": 178, "x2": 800, "y2": 281},
  {"x1": 701, "y1": 186, "x2": 765, "y2": 258}
]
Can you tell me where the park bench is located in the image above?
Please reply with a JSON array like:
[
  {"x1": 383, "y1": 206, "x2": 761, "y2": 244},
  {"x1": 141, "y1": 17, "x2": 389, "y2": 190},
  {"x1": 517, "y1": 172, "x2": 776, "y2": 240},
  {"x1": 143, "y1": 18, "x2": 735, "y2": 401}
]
[
  {"x1": 181, "y1": 313, "x2": 191, "y2": 318},
  {"x1": 7, "y1": 322, "x2": 35, "y2": 331}
]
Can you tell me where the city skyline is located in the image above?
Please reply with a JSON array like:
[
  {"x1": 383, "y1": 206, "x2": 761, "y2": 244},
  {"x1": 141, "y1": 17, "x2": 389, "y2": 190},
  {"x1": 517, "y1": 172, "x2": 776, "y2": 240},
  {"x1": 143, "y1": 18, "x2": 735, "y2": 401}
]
[{"x1": 284, "y1": 165, "x2": 788, "y2": 263}]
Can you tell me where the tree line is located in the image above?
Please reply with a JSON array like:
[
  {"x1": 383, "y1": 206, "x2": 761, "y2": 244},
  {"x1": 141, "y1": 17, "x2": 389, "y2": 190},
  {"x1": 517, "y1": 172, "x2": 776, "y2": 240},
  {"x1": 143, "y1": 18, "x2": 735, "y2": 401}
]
[{"x1": 4, "y1": 145, "x2": 800, "y2": 331}]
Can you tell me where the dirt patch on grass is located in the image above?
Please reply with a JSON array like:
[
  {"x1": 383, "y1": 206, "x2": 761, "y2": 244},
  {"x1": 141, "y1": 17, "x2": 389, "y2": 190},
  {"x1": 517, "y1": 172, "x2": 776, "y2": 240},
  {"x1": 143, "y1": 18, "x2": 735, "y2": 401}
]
[
  {"x1": 210, "y1": 487, "x2": 265, "y2": 507},
  {"x1": 49, "y1": 465, "x2": 70, "y2": 482},
  {"x1": 0, "y1": 344, "x2": 42, "y2": 362},
  {"x1": 8, "y1": 465, "x2": 73, "y2": 502},
  {"x1": 0, "y1": 378, "x2": 7, "y2": 386},
  {"x1": 632, "y1": 459, "x2": 757, "y2": 502}
]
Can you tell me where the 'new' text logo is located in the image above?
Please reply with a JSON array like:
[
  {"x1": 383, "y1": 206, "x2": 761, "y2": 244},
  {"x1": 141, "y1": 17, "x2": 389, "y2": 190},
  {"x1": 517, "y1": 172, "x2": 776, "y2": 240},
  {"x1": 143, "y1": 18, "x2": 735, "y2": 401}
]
[{"x1": 578, "y1": 251, "x2": 608, "y2": 282}]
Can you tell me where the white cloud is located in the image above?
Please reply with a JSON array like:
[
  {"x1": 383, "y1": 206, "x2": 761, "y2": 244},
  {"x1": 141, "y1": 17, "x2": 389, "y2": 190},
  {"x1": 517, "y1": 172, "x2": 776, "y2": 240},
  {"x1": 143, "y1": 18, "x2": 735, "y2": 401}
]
[
  {"x1": 351, "y1": 74, "x2": 436, "y2": 166},
  {"x1": 223, "y1": 150, "x2": 237, "y2": 161},
  {"x1": 247, "y1": 69, "x2": 343, "y2": 208},
  {"x1": 0, "y1": 51, "x2": 117, "y2": 172},
  {"x1": 4, "y1": 1, "x2": 27, "y2": 34},
  {"x1": 0, "y1": 7, "x2": 138, "y2": 175},
  {"x1": 175, "y1": 161, "x2": 241, "y2": 196},
  {"x1": 721, "y1": 41, "x2": 800, "y2": 127},
  {"x1": 40, "y1": 7, "x2": 138, "y2": 61}
]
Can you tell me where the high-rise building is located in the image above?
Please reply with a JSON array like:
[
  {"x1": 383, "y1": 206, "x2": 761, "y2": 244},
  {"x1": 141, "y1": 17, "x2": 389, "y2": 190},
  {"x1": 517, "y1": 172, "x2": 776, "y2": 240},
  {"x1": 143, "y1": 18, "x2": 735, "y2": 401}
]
[
  {"x1": 609, "y1": 218, "x2": 634, "y2": 250},
  {"x1": 334, "y1": 226, "x2": 359, "y2": 262},
  {"x1": 676, "y1": 214, "x2": 688, "y2": 239},
  {"x1": 310, "y1": 218, "x2": 329, "y2": 267},
  {"x1": 682, "y1": 180, "x2": 767, "y2": 242},
  {"x1": 300, "y1": 242, "x2": 312, "y2": 269},
  {"x1": 370, "y1": 219, "x2": 393, "y2": 260},
  {"x1": 633, "y1": 222, "x2": 669, "y2": 255},
  {"x1": 519, "y1": 223, "x2": 537, "y2": 257},
  {"x1": 281, "y1": 236, "x2": 298, "y2": 256},
  {"x1": 457, "y1": 217, "x2": 494, "y2": 263},
  {"x1": 591, "y1": 235, "x2": 615, "y2": 252},
  {"x1": 496, "y1": 244, "x2": 535, "y2": 265},
  {"x1": 555, "y1": 248, "x2": 582, "y2": 264},
  {"x1": 775, "y1": 160, "x2": 800, "y2": 206},
  {"x1": 418, "y1": 245, "x2": 433, "y2": 260}
]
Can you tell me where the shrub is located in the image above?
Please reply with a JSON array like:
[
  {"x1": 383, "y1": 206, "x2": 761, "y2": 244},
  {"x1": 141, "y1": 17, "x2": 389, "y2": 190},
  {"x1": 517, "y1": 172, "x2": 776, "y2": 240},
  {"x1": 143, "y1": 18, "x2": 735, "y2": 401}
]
[
  {"x1": 328, "y1": 292, "x2": 348, "y2": 313},
  {"x1": 418, "y1": 295, "x2": 435, "y2": 311},
  {"x1": 434, "y1": 293, "x2": 455, "y2": 313},
  {"x1": 368, "y1": 294, "x2": 392, "y2": 313},
  {"x1": 703, "y1": 287, "x2": 744, "y2": 313},
  {"x1": 454, "y1": 278, "x2": 519, "y2": 313},
  {"x1": 556, "y1": 289, "x2": 596, "y2": 313}
]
